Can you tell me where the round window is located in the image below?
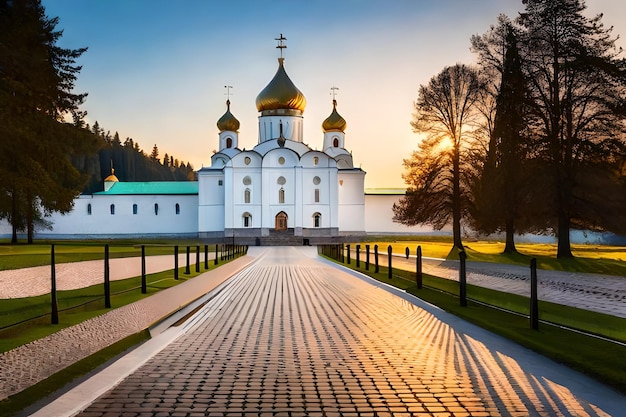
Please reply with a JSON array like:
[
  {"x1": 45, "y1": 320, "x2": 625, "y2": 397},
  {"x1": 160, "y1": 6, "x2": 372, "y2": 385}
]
[
  {"x1": 278, "y1": 156, "x2": 285, "y2": 165},
  {"x1": 313, "y1": 176, "x2": 321, "y2": 185},
  {"x1": 277, "y1": 176, "x2": 286, "y2": 185},
  {"x1": 244, "y1": 156, "x2": 251, "y2": 165},
  {"x1": 243, "y1": 176, "x2": 251, "y2": 185}
]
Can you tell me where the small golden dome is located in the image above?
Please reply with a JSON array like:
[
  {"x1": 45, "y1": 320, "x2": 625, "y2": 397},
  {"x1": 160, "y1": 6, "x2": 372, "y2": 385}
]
[
  {"x1": 322, "y1": 99, "x2": 346, "y2": 132},
  {"x1": 217, "y1": 99, "x2": 240, "y2": 132},
  {"x1": 256, "y1": 58, "x2": 306, "y2": 113},
  {"x1": 104, "y1": 168, "x2": 119, "y2": 182}
]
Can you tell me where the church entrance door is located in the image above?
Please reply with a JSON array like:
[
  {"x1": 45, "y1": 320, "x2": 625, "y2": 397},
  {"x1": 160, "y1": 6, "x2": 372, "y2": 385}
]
[{"x1": 275, "y1": 212, "x2": 288, "y2": 231}]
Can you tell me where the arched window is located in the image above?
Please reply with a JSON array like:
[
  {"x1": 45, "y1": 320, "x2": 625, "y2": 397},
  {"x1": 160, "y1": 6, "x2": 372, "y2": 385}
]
[
  {"x1": 333, "y1": 137, "x2": 339, "y2": 147},
  {"x1": 313, "y1": 156, "x2": 319, "y2": 165},
  {"x1": 154, "y1": 203, "x2": 159, "y2": 215},
  {"x1": 87, "y1": 203, "x2": 92, "y2": 215},
  {"x1": 132, "y1": 204, "x2": 138, "y2": 215},
  {"x1": 110, "y1": 204, "x2": 115, "y2": 215},
  {"x1": 243, "y1": 212, "x2": 252, "y2": 228},
  {"x1": 313, "y1": 213, "x2": 321, "y2": 228},
  {"x1": 244, "y1": 188, "x2": 251, "y2": 204},
  {"x1": 175, "y1": 203, "x2": 180, "y2": 215},
  {"x1": 226, "y1": 137, "x2": 232, "y2": 148},
  {"x1": 279, "y1": 188, "x2": 285, "y2": 204}
]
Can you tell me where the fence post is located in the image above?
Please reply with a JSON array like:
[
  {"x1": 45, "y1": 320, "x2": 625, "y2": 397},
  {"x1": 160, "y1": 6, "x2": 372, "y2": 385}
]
[
  {"x1": 346, "y1": 244, "x2": 351, "y2": 264},
  {"x1": 365, "y1": 244, "x2": 370, "y2": 271},
  {"x1": 174, "y1": 245, "x2": 179, "y2": 280},
  {"x1": 405, "y1": 247, "x2": 410, "y2": 259},
  {"x1": 459, "y1": 250, "x2": 467, "y2": 307},
  {"x1": 185, "y1": 246, "x2": 190, "y2": 274},
  {"x1": 104, "y1": 244, "x2": 111, "y2": 308},
  {"x1": 141, "y1": 245, "x2": 147, "y2": 294},
  {"x1": 195, "y1": 245, "x2": 200, "y2": 272},
  {"x1": 387, "y1": 245, "x2": 392, "y2": 279},
  {"x1": 530, "y1": 258, "x2": 539, "y2": 330},
  {"x1": 51, "y1": 244, "x2": 59, "y2": 324},
  {"x1": 204, "y1": 245, "x2": 209, "y2": 269},
  {"x1": 416, "y1": 245, "x2": 423, "y2": 289},
  {"x1": 374, "y1": 244, "x2": 379, "y2": 273},
  {"x1": 341, "y1": 244, "x2": 345, "y2": 263},
  {"x1": 356, "y1": 244, "x2": 360, "y2": 268},
  {"x1": 214, "y1": 245, "x2": 219, "y2": 265}
]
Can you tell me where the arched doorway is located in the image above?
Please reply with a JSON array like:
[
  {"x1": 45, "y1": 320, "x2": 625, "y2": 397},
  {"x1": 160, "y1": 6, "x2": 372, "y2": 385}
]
[{"x1": 275, "y1": 211, "x2": 288, "y2": 231}]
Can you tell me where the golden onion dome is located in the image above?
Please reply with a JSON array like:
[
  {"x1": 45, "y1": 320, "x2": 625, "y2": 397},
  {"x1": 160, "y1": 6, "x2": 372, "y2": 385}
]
[
  {"x1": 104, "y1": 168, "x2": 119, "y2": 182},
  {"x1": 217, "y1": 99, "x2": 240, "y2": 132},
  {"x1": 256, "y1": 58, "x2": 306, "y2": 113},
  {"x1": 322, "y1": 99, "x2": 347, "y2": 132}
]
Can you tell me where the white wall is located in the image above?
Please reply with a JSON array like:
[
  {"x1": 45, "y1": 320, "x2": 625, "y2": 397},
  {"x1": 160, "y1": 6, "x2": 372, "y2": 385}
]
[
  {"x1": 364, "y1": 194, "x2": 435, "y2": 235},
  {"x1": 38, "y1": 194, "x2": 198, "y2": 237}
]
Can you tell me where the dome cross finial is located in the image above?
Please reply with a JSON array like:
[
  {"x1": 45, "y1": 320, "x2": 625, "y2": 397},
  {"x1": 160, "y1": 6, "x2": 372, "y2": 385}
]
[
  {"x1": 275, "y1": 34, "x2": 287, "y2": 58},
  {"x1": 224, "y1": 85, "x2": 233, "y2": 101},
  {"x1": 331, "y1": 86, "x2": 339, "y2": 101}
]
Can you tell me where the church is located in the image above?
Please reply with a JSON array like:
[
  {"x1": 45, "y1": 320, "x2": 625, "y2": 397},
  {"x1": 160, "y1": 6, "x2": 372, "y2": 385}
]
[
  {"x1": 12, "y1": 37, "x2": 375, "y2": 244},
  {"x1": 198, "y1": 40, "x2": 365, "y2": 244}
]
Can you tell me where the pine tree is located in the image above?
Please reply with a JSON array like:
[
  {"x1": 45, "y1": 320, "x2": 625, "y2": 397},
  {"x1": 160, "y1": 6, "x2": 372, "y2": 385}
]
[
  {"x1": 518, "y1": 0, "x2": 626, "y2": 257},
  {"x1": 472, "y1": 21, "x2": 532, "y2": 253},
  {"x1": 0, "y1": 0, "x2": 94, "y2": 242},
  {"x1": 150, "y1": 144, "x2": 159, "y2": 163}
]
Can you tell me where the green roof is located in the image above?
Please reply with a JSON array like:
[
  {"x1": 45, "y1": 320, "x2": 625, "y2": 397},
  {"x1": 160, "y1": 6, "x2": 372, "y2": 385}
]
[{"x1": 95, "y1": 181, "x2": 198, "y2": 195}]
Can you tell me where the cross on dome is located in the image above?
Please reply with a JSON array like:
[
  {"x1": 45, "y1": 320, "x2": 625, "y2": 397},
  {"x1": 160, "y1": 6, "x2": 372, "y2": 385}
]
[
  {"x1": 331, "y1": 86, "x2": 339, "y2": 101},
  {"x1": 275, "y1": 34, "x2": 287, "y2": 58},
  {"x1": 224, "y1": 85, "x2": 233, "y2": 101}
]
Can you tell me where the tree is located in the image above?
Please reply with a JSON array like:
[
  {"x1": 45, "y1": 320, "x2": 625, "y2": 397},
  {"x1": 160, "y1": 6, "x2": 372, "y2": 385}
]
[
  {"x1": 0, "y1": 0, "x2": 94, "y2": 243},
  {"x1": 393, "y1": 64, "x2": 483, "y2": 250},
  {"x1": 471, "y1": 21, "x2": 533, "y2": 253},
  {"x1": 518, "y1": 0, "x2": 626, "y2": 257},
  {"x1": 150, "y1": 144, "x2": 159, "y2": 163}
]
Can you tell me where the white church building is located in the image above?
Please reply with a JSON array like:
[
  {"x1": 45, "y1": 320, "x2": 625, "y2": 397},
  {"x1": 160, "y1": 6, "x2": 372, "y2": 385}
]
[{"x1": 198, "y1": 53, "x2": 365, "y2": 244}]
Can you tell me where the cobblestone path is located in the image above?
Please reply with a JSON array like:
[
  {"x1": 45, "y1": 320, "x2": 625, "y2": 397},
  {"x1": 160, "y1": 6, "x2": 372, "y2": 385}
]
[{"x1": 75, "y1": 247, "x2": 623, "y2": 416}]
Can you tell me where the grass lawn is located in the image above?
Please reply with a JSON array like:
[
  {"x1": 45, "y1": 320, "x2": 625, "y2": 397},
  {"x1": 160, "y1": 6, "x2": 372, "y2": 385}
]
[
  {"x1": 365, "y1": 238, "x2": 626, "y2": 276},
  {"x1": 326, "y1": 255, "x2": 626, "y2": 394}
]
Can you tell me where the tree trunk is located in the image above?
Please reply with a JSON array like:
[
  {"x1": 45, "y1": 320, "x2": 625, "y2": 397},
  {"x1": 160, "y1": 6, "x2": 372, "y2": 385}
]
[
  {"x1": 452, "y1": 145, "x2": 463, "y2": 250},
  {"x1": 503, "y1": 216, "x2": 517, "y2": 254},
  {"x1": 557, "y1": 211, "x2": 573, "y2": 258},
  {"x1": 26, "y1": 197, "x2": 34, "y2": 244},
  {"x1": 10, "y1": 189, "x2": 18, "y2": 244}
]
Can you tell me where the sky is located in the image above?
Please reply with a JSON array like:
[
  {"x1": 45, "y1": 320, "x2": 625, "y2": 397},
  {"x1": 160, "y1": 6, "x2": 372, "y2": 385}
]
[{"x1": 42, "y1": 0, "x2": 626, "y2": 189}]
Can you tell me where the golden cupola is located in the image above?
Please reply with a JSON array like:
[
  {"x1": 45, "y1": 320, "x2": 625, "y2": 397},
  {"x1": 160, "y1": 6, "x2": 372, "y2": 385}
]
[
  {"x1": 217, "y1": 99, "x2": 240, "y2": 132},
  {"x1": 256, "y1": 58, "x2": 306, "y2": 114},
  {"x1": 322, "y1": 99, "x2": 347, "y2": 132}
]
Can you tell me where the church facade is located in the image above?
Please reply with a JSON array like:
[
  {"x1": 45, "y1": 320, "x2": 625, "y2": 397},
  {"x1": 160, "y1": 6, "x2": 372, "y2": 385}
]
[
  {"x1": 6, "y1": 43, "x2": 368, "y2": 244},
  {"x1": 198, "y1": 53, "x2": 365, "y2": 243}
]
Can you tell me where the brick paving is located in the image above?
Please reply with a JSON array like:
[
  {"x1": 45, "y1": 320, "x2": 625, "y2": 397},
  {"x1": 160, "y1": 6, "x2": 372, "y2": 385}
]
[{"x1": 57, "y1": 246, "x2": 624, "y2": 417}]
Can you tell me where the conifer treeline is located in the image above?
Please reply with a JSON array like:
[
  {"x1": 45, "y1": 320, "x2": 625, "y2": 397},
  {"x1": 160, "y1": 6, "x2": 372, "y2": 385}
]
[{"x1": 73, "y1": 121, "x2": 197, "y2": 194}]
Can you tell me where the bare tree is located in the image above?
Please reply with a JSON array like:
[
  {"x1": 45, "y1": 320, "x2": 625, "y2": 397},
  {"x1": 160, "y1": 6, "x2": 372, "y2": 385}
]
[{"x1": 394, "y1": 64, "x2": 483, "y2": 250}]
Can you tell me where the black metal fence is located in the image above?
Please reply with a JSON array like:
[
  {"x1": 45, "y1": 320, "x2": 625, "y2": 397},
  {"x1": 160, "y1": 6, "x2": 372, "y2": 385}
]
[
  {"x1": 319, "y1": 243, "x2": 540, "y2": 329},
  {"x1": 1, "y1": 243, "x2": 248, "y2": 330}
]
